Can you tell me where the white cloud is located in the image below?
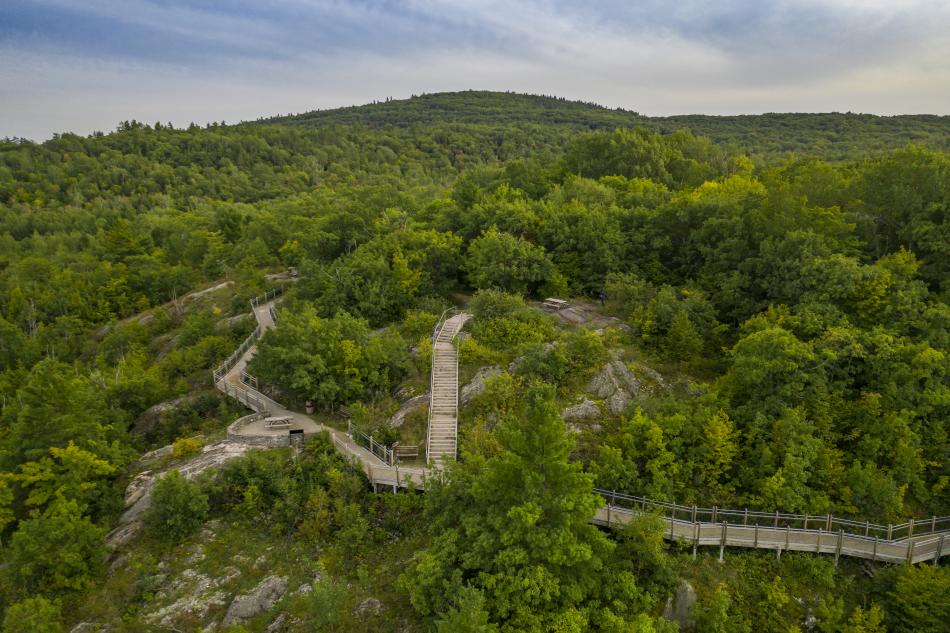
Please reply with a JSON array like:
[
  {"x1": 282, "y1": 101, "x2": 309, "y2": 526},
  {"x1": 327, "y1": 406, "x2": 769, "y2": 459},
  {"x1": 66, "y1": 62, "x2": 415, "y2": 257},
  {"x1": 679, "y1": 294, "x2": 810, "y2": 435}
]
[{"x1": 1, "y1": 0, "x2": 949, "y2": 140}]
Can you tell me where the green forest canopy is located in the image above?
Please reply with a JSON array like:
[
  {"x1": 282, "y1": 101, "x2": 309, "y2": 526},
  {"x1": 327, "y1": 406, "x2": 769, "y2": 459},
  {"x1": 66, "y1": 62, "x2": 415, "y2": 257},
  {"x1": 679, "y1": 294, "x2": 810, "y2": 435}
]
[{"x1": 0, "y1": 91, "x2": 947, "y2": 631}]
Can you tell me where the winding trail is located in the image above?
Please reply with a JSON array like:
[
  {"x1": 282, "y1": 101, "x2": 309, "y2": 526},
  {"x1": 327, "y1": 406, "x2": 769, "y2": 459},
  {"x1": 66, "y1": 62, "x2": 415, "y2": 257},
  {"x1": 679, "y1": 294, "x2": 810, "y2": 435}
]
[{"x1": 213, "y1": 291, "x2": 948, "y2": 565}]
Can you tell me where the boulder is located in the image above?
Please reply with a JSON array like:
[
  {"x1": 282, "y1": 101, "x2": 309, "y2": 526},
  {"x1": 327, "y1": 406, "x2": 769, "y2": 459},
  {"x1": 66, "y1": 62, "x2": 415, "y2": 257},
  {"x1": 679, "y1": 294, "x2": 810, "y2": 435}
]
[
  {"x1": 354, "y1": 597, "x2": 383, "y2": 618},
  {"x1": 460, "y1": 366, "x2": 502, "y2": 405},
  {"x1": 586, "y1": 359, "x2": 640, "y2": 414},
  {"x1": 561, "y1": 399, "x2": 601, "y2": 421},
  {"x1": 222, "y1": 575, "x2": 288, "y2": 626}
]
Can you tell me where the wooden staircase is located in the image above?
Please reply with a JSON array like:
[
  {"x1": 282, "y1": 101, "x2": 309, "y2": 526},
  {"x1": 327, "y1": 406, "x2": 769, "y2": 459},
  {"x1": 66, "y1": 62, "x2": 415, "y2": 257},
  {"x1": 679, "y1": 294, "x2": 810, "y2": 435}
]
[{"x1": 426, "y1": 312, "x2": 470, "y2": 466}]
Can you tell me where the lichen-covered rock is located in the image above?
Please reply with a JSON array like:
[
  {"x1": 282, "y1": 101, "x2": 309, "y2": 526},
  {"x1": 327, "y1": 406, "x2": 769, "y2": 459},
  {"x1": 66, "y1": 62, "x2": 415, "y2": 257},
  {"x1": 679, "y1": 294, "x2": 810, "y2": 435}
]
[
  {"x1": 354, "y1": 597, "x2": 383, "y2": 617},
  {"x1": 265, "y1": 613, "x2": 287, "y2": 633},
  {"x1": 222, "y1": 575, "x2": 288, "y2": 626},
  {"x1": 461, "y1": 366, "x2": 502, "y2": 405},
  {"x1": 145, "y1": 570, "x2": 228, "y2": 628},
  {"x1": 561, "y1": 399, "x2": 601, "y2": 421},
  {"x1": 586, "y1": 359, "x2": 640, "y2": 414}
]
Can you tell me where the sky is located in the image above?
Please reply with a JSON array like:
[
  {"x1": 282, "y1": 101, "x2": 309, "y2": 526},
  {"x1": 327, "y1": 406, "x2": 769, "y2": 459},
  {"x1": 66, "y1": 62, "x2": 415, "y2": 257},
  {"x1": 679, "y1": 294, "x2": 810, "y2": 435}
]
[{"x1": 1, "y1": 0, "x2": 949, "y2": 141}]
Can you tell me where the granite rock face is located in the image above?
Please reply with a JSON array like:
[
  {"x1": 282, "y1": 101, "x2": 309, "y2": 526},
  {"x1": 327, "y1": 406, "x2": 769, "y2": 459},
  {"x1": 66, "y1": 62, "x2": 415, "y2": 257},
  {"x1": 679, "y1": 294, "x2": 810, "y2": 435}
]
[
  {"x1": 561, "y1": 399, "x2": 601, "y2": 421},
  {"x1": 222, "y1": 575, "x2": 289, "y2": 626},
  {"x1": 107, "y1": 441, "x2": 255, "y2": 550},
  {"x1": 586, "y1": 360, "x2": 641, "y2": 414}
]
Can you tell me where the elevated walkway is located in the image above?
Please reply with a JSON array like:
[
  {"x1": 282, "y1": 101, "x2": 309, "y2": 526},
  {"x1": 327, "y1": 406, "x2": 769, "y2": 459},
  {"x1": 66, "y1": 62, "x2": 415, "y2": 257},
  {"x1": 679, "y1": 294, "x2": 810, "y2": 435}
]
[
  {"x1": 426, "y1": 311, "x2": 471, "y2": 466},
  {"x1": 212, "y1": 290, "x2": 948, "y2": 564}
]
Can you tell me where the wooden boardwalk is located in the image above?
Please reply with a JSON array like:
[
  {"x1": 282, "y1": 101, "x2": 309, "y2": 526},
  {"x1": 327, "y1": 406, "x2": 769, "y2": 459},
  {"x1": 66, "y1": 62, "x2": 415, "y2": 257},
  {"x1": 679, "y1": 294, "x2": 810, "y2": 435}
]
[
  {"x1": 426, "y1": 312, "x2": 471, "y2": 465},
  {"x1": 213, "y1": 291, "x2": 948, "y2": 565},
  {"x1": 593, "y1": 490, "x2": 947, "y2": 565}
]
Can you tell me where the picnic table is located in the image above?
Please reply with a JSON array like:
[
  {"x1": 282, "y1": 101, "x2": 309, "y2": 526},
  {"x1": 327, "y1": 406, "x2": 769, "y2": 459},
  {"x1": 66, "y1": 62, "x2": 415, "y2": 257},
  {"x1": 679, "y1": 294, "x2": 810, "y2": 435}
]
[{"x1": 264, "y1": 415, "x2": 293, "y2": 428}]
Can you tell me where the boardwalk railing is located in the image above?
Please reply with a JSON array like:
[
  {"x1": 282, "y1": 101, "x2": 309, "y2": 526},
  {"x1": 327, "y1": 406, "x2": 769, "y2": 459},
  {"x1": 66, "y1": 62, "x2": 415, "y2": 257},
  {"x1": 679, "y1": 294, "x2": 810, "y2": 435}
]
[
  {"x1": 426, "y1": 310, "x2": 461, "y2": 464},
  {"x1": 430, "y1": 307, "x2": 458, "y2": 344},
  {"x1": 212, "y1": 324, "x2": 261, "y2": 385},
  {"x1": 212, "y1": 286, "x2": 289, "y2": 412},
  {"x1": 212, "y1": 294, "x2": 948, "y2": 565},
  {"x1": 211, "y1": 286, "x2": 286, "y2": 385},
  {"x1": 594, "y1": 489, "x2": 949, "y2": 565},
  {"x1": 250, "y1": 286, "x2": 284, "y2": 309},
  {"x1": 347, "y1": 421, "x2": 395, "y2": 465},
  {"x1": 593, "y1": 489, "x2": 950, "y2": 540}
]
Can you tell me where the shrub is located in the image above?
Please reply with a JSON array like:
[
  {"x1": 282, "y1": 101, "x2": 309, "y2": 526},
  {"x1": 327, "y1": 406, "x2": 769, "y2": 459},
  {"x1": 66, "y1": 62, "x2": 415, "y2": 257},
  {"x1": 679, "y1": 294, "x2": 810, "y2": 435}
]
[
  {"x1": 172, "y1": 436, "x2": 204, "y2": 459},
  {"x1": 144, "y1": 470, "x2": 208, "y2": 542},
  {"x1": 2, "y1": 596, "x2": 63, "y2": 633}
]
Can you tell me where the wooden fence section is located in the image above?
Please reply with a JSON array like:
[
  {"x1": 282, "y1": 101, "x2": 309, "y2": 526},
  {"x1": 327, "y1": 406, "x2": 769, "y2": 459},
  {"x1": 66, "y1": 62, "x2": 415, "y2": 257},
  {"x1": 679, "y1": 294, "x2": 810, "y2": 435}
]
[{"x1": 593, "y1": 490, "x2": 949, "y2": 565}]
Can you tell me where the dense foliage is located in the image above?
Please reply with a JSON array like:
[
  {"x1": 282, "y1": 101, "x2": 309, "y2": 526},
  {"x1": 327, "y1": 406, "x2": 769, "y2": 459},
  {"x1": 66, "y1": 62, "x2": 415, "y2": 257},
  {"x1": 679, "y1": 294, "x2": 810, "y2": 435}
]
[{"x1": 0, "y1": 92, "x2": 947, "y2": 630}]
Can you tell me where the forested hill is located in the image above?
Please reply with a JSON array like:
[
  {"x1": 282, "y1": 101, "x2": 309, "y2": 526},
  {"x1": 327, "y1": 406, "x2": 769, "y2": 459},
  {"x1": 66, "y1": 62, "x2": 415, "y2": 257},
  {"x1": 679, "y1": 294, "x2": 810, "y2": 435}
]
[
  {"x1": 1, "y1": 90, "x2": 949, "y2": 630},
  {"x1": 267, "y1": 90, "x2": 950, "y2": 160}
]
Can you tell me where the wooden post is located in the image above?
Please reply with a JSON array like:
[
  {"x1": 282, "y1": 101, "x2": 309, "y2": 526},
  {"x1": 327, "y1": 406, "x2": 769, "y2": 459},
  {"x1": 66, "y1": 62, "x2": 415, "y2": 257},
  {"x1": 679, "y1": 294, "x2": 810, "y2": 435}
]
[
  {"x1": 865, "y1": 520, "x2": 870, "y2": 537},
  {"x1": 606, "y1": 502, "x2": 611, "y2": 527},
  {"x1": 826, "y1": 514, "x2": 832, "y2": 531},
  {"x1": 719, "y1": 521, "x2": 727, "y2": 562},
  {"x1": 804, "y1": 514, "x2": 809, "y2": 531},
  {"x1": 872, "y1": 537, "x2": 878, "y2": 562},
  {"x1": 693, "y1": 522, "x2": 699, "y2": 558},
  {"x1": 396, "y1": 464, "x2": 400, "y2": 488},
  {"x1": 691, "y1": 505, "x2": 697, "y2": 523},
  {"x1": 743, "y1": 508, "x2": 749, "y2": 526},
  {"x1": 887, "y1": 524, "x2": 893, "y2": 540},
  {"x1": 774, "y1": 510, "x2": 779, "y2": 528},
  {"x1": 712, "y1": 505, "x2": 718, "y2": 523},
  {"x1": 906, "y1": 540, "x2": 914, "y2": 565},
  {"x1": 785, "y1": 525, "x2": 791, "y2": 552},
  {"x1": 934, "y1": 534, "x2": 945, "y2": 567},
  {"x1": 908, "y1": 518, "x2": 915, "y2": 537},
  {"x1": 817, "y1": 528, "x2": 823, "y2": 553},
  {"x1": 754, "y1": 524, "x2": 759, "y2": 549},
  {"x1": 835, "y1": 530, "x2": 843, "y2": 566},
  {"x1": 931, "y1": 516, "x2": 937, "y2": 534}
]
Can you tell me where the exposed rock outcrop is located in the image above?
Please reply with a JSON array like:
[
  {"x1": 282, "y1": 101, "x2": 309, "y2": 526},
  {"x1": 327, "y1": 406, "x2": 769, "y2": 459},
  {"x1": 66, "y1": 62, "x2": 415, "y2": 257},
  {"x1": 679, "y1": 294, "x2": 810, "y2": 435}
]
[
  {"x1": 586, "y1": 359, "x2": 641, "y2": 414},
  {"x1": 354, "y1": 597, "x2": 383, "y2": 618},
  {"x1": 561, "y1": 399, "x2": 601, "y2": 421},
  {"x1": 389, "y1": 393, "x2": 430, "y2": 427},
  {"x1": 460, "y1": 366, "x2": 503, "y2": 405},
  {"x1": 108, "y1": 441, "x2": 256, "y2": 550},
  {"x1": 222, "y1": 575, "x2": 288, "y2": 626},
  {"x1": 145, "y1": 569, "x2": 229, "y2": 628}
]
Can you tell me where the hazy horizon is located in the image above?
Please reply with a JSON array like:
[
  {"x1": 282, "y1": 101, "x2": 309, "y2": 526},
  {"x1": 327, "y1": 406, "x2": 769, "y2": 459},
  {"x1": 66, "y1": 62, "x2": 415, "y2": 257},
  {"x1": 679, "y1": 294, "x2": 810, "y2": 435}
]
[{"x1": 3, "y1": 1, "x2": 950, "y2": 142}]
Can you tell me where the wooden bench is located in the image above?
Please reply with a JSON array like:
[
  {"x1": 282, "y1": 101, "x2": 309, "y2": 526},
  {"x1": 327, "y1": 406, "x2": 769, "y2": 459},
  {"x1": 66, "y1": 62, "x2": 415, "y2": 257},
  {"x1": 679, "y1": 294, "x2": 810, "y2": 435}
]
[
  {"x1": 264, "y1": 415, "x2": 293, "y2": 429},
  {"x1": 393, "y1": 443, "x2": 420, "y2": 460},
  {"x1": 541, "y1": 298, "x2": 569, "y2": 312}
]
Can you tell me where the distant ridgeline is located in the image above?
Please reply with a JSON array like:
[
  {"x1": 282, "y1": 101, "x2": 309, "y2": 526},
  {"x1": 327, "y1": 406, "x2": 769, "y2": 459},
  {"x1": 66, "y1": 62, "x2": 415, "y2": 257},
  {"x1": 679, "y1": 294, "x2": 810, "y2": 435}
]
[{"x1": 263, "y1": 90, "x2": 950, "y2": 160}]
